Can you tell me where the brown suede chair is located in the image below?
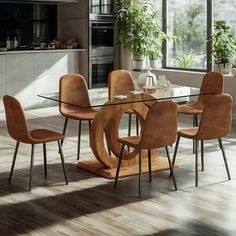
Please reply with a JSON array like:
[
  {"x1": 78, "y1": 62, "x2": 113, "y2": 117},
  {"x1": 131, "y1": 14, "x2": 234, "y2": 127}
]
[
  {"x1": 108, "y1": 70, "x2": 139, "y2": 135},
  {"x1": 178, "y1": 71, "x2": 224, "y2": 126},
  {"x1": 114, "y1": 100, "x2": 178, "y2": 198},
  {"x1": 59, "y1": 74, "x2": 97, "y2": 160},
  {"x1": 178, "y1": 71, "x2": 224, "y2": 153},
  {"x1": 3, "y1": 95, "x2": 68, "y2": 190},
  {"x1": 172, "y1": 94, "x2": 232, "y2": 187}
]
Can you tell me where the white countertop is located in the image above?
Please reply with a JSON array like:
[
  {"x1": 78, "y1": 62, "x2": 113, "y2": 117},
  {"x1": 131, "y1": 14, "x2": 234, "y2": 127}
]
[{"x1": 0, "y1": 48, "x2": 86, "y2": 54}]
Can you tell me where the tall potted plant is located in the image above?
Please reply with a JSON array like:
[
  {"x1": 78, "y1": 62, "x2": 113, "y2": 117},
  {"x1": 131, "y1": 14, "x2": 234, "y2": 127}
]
[
  {"x1": 210, "y1": 21, "x2": 236, "y2": 74},
  {"x1": 116, "y1": 0, "x2": 166, "y2": 70}
]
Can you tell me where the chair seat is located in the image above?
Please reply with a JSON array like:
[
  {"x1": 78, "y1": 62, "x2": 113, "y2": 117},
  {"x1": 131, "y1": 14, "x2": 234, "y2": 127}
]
[
  {"x1": 61, "y1": 107, "x2": 97, "y2": 120},
  {"x1": 117, "y1": 135, "x2": 141, "y2": 148},
  {"x1": 177, "y1": 127, "x2": 198, "y2": 139},
  {"x1": 29, "y1": 129, "x2": 64, "y2": 143},
  {"x1": 178, "y1": 103, "x2": 203, "y2": 115}
]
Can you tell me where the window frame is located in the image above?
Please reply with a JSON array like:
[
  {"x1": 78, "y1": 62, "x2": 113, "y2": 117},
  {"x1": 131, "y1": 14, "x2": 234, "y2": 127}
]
[{"x1": 162, "y1": 0, "x2": 213, "y2": 72}]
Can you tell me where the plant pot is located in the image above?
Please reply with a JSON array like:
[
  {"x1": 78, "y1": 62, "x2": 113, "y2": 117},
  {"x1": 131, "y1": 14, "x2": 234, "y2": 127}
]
[
  {"x1": 214, "y1": 63, "x2": 232, "y2": 74},
  {"x1": 149, "y1": 59, "x2": 159, "y2": 69},
  {"x1": 231, "y1": 67, "x2": 236, "y2": 77},
  {"x1": 120, "y1": 48, "x2": 132, "y2": 71},
  {"x1": 132, "y1": 59, "x2": 146, "y2": 71}
]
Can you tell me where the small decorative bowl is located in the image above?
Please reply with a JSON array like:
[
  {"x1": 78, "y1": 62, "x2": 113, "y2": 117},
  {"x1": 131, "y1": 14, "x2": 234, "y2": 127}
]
[{"x1": 143, "y1": 86, "x2": 157, "y2": 94}]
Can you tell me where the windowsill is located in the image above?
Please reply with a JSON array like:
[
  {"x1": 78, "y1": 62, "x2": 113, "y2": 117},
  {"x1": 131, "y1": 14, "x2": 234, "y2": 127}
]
[{"x1": 156, "y1": 68, "x2": 236, "y2": 79}]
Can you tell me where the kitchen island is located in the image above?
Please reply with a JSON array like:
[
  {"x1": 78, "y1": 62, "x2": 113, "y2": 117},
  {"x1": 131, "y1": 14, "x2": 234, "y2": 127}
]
[{"x1": 0, "y1": 48, "x2": 86, "y2": 112}]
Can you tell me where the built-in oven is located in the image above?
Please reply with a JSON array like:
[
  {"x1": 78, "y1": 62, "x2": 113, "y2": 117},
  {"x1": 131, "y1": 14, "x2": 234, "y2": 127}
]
[
  {"x1": 90, "y1": 20, "x2": 114, "y2": 57},
  {"x1": 89, "y1": 56, "x2": 113, "y2": 88},
  {"x1": 89, "y1": 18, "x2": 114, "y2": 88}
]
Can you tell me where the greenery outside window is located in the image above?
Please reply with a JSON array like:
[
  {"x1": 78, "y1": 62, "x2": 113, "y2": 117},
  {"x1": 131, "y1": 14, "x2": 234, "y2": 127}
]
[
  {"x1": 164, "y1": 0, "x2": 207, "y2": 70},
  {"x1": 150, "y1": 0, "x2": 236, "y2": 72}
]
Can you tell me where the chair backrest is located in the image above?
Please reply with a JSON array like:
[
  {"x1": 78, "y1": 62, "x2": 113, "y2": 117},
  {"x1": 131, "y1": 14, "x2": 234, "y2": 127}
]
[
  {"x1": 196, "y1": 71, "x2": 224, "y2": 107},
  {"x1": 3, "y1": 95, "x2": 32, "y2": 143},
  {"x1": 59, "y1": 74, "x2": 91, "y2": 112},
  {"x1": 139, "y1": 100, "x2": 178, "y2": 149},
  {"x1": 196, "y1": 94, "x2": 232, "y2": 140},
  {"x1": 108, "y1": 70, "x2": 135, "y2": 100}
]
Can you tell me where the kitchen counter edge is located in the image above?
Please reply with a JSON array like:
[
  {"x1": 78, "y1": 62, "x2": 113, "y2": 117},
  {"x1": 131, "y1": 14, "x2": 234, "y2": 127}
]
[{"x1": 0, "y1": 48, "x2": 86, "y2": 54}]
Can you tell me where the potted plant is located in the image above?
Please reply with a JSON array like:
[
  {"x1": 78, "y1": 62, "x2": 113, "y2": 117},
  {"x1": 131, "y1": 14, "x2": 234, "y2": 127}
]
[
  {"x1": 116, "y1": 0, "x2": 166, "y2": 70},
  {"x1": 231, "y1": 59, "x2": 236, "y2": 76},
  {"x1": 176, "y1": 51, "x2": 196, "y2": 68},
  {"x1": 147, "y1": 31, "x2": 167, "y2": 69},
  {"x1": 210, "y1": 21, "x2": 236, "y2": 74}
]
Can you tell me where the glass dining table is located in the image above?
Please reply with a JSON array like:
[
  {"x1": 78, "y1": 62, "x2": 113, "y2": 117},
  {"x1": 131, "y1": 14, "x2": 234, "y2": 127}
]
[{"x1": 38, "y1": 85, "x2": 213, "y2": 179}]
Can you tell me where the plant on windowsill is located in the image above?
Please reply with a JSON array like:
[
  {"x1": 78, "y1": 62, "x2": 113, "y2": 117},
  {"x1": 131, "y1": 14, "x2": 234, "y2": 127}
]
[
  {"x1": 116, "y1": 0, "x2": 167, "y2": 71},
  {"x1": 209, "y1": 21, "x2": 236, "y2": 74},
  {"x1": 176, "y1": 51, "x2": 197, "y2": 68},
  {"x1": 231, "y1": 59, "x2": 236, "y2": 76}
]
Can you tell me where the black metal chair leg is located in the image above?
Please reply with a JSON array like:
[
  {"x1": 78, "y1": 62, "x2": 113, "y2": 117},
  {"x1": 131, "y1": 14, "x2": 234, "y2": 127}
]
[
  {"x1": 148, "y1": 149, "x2": 152, "y2": 182},
  {"x1": 43, "y1": 143, "x2": 47, "y2": 176},
  {"x1": 29, "y1": 144, "x2": 35, "y2": 191},
  {"x1": 195, "y1": 140, "x2": 199, "y2": 187},
  {"x1": 77, "y1": 120, "x2": 82, "y2": 161},
  {"x1": 201, "y1": 140, "x2": 204, "y2": 171},
  {"x1": 136, "y1": 115, "x2": 139, "y2": 135},
  {"x1": 43, "y1": 143, "x2": 48, "y2": 176},
  {"x1": 128, "y1": 113, "x2": 132, "y2": 136},
  {"x1": 193, "y1": 114, "x2": 198, "y2": 154},
  {"x1": 88, "y1": 120, "x2": 92, "y2": 130},
  {"x1": 106, "y1": 135, "x2": 112, "y2": 156},
  {"x1": 138, "y1": 149, "x2": 142, "y2": 198},
  {"x1": 218, "y1": 138, "x2": 231, "y2": 180},
  {"x1": 58, "y1": 141, "x2": 68, "y2": 185},
  {"x1": 170, "y1": 136, "x2": 180, "y2": 177},
  {"x1": 9, "y1": 141, "x2": 19, "y2": 183},
  {"x1": 166, "y1": 146, "x2": 177, "y2": 191},
  {"x1": 114, "y1": 144, "x2": 125, "y2": 188},
  {"x1": 61, "y1": 117, "x2": 68, "y2": 146}
]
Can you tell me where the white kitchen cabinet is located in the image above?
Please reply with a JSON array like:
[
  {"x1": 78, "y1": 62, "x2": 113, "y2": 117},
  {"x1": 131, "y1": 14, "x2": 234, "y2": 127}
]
[{"x1": 0, "y1": 49, "x2": 85, "y2": 111}]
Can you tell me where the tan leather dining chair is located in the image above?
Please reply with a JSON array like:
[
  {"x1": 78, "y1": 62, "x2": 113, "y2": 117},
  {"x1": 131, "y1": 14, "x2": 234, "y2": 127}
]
[
  {"x1": 3, "y1": 95, "x2": 68, "y2": 190},
  {"x1": 178, "y1": 71, "x2": 224, "y2": 127},
  {"x1": 172, "y1": 94, "x2": 232, "y2": 187},
  {"x1": 108, "y1": 70, "x2": 139, "y2": 136},
  {"x1": 59, "y1": 74, "x2": 97, "y2": 160},
  {"x1": 178, "y1": 71, "x2": 224, "y2": 153},
  {"x1": 114, "y1": 100, "x2": 178, "y2": 198}
]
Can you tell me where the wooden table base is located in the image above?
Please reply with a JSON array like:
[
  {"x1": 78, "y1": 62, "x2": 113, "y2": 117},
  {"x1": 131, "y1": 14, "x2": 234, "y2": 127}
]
[{"x1": 77, "y1": 156, "x2": 171, "y2": 179}]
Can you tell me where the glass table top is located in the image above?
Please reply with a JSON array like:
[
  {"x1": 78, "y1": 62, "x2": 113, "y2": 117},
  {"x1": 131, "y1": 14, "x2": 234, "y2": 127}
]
[{"x1": 38, "y1": 84, "x2": 212, "y2": 108}]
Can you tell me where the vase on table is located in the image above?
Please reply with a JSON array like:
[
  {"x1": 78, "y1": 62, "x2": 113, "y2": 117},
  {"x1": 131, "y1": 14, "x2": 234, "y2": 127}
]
[
  {"x1": 137, "y1": 69, "x2": 157, "y2": 89},
  {"x1": 156, "y1": 75, "x2": 171, "y2": 92}
]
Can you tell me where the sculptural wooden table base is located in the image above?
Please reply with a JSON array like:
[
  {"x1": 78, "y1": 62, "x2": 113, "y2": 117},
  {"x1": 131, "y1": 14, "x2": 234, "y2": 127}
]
[{"x1": 78, "y1": 94, "x2": 171, "y2": 179}]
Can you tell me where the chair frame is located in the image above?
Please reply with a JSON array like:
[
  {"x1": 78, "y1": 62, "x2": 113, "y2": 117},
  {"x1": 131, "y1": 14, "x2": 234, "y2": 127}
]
[
  {"x1": 59, "y1": 74, "x2": 96, "y2": 161},
  {"x1": 113, "y1": 100, "x2": 178, "y2": 198},
  {"x1": 172, "y1": 94, "x2": 232, "y2": 186},
  {"x1": 3, "y1": 95, "x2": 68, "y2": 190},
  {"x1": 9, "y1": 141, "x2": 68, "y2": 190}
]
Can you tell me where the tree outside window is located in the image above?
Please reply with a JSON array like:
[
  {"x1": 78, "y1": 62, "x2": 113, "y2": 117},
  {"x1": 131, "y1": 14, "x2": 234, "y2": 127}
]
[{"x1": 166, "y1": 0, "x2": 207, "y2": 70}]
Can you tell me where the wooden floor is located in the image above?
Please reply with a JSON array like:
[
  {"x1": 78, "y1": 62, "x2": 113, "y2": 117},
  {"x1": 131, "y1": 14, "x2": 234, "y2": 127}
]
[{"x1": 0, "y1": 106, "x2": 236, "y2": 236}]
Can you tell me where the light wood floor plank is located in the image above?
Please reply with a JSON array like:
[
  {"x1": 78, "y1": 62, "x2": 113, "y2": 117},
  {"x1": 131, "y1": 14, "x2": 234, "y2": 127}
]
[{"x1": 0, "y1": 107, "x2": 236, "y2": 235}]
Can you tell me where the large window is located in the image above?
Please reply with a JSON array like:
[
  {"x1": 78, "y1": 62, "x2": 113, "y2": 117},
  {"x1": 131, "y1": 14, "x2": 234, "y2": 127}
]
[
  {"x1": 150, "y1": 0, "x2": 236, "y2": 71},
  {"x1": 165, "y1": 0, "x2": 207, "y2": 70},
  {"x1": 213, "y1": 0, "x2": 236, "y2": 34}
]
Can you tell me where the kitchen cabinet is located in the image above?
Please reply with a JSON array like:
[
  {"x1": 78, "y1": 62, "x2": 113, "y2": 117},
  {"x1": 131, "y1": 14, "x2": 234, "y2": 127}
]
[{"x1": 0, "y1": 49, "x2": 85, "y2": 111}]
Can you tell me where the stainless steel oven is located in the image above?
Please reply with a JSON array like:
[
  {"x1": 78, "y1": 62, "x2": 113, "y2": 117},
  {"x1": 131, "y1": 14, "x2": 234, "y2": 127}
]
[
  {"x1": 90, "y1": 20, "x2": 114, "y2": 57},
  {"x1": 89, "y1": 18, "x2": 114, "y2": 88},
  {"x1": 89, "y1": 56, "x2": 113, "y2": 88}
]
